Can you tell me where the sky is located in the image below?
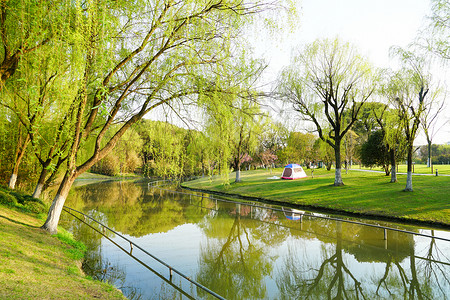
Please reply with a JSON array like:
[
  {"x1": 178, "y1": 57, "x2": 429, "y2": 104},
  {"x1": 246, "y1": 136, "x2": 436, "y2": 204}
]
[{"x1": 251, "y1": 0, "x2": 450, "y2": 145}]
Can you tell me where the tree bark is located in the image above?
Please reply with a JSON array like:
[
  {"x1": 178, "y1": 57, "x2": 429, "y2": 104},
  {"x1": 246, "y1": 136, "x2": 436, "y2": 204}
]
[
  {"x1": 389, "y1": 149, "x2": 397, "y2": 183},
  {"x1": 32, "y1": 165, "x2": 49, "y2": 198},
  {"x1": 383, "y1": 164, "x2": 390, "y2": 176},
  {"x1": 235, "y1": 154, "x2": 241, "y2": 182},
  {"x1": 404, "y1": 146, "x2": 413, "y2": 191},
  {"x1": 8, "y1": 133, "x2": 30, "y2": 189},
  {"x1": 8, "y1": 173, "x2": 17, "y2": 190},
  {"x1": 235, "y1": 168, "x2": 241, "y2": 182},
  {"x1": 41, "y1": 171, "x2": 77, "y2": 234},
  {"x1": 427, "y1": 140, "x2": 433, "y2": 174},
  {"x1": 334, "y1": 146, "x2": 344, "y2": 186}
]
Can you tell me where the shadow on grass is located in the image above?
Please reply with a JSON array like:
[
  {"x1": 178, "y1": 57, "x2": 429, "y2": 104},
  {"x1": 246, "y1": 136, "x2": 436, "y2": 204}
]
[{"x1": 0, "y1": 214, "x2": 39, "y2": 228}]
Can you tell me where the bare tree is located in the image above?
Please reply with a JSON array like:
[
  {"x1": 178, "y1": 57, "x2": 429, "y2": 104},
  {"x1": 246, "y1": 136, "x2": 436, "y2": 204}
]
[{"x1": 278, "y1": 38, "x2": 374, "y2": 186}]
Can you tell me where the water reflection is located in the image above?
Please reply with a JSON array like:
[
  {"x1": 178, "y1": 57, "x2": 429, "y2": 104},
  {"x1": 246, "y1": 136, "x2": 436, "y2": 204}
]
[
  {"x1": 196, "y1": 205, "x2": 279, "y2": 300},
  {"x1": 61, "y1": 180, "x2": 450, "y2": 299}
]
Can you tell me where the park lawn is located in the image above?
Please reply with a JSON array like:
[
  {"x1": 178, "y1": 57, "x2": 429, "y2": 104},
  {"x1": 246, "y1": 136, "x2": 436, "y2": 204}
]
[
  {"x1": 0, "y1": 204, "x2": 126, "y2": 299},
  {"x1": 357, "y1": 164, "x2": 450, "y2": 175},
  {"x1": 182, "y1": 168, "x2": 450, "y2": 226}
]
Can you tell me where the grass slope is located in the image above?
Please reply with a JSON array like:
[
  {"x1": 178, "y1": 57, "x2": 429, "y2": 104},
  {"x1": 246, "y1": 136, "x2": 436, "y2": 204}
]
[
  {"x1": 0, "y1": 190, "x2": 126, "y2": 299},
  {"x1": 183, "y1": 168, "x2": 450, "y2": 226}
]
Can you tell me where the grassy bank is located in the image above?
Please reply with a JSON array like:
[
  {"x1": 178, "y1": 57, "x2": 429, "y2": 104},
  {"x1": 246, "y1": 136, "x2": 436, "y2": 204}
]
[
  {"x1": 0, "y1": 187, "x2": 126, "y2": 299},
  {"x1": 182, "y1": 168, "x2": 450, "y2": 226}
]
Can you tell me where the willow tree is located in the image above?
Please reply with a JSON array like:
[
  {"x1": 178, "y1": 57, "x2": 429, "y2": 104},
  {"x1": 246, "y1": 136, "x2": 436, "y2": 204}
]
[
  {"x1": 420, "y1": 92, "x2": 446, "y2": 173},
  {"x1": 371, "y1": 103, "x2": 405, "y2": 183},
  {"x1": 202, "y1": 85, "x2": 263, "y2": 183},
  {"x1": 385, "y1": 49, "x2": 438, "y2": 191},
  {"x1": 278, "y1": 38, "x2": 374, "y2": 186},
  {"x1": 0, "y1": 0, "x2": 59, "y2": 87},
  {"x1": 421, "y1": 0, "x2": 450, "y2": 61},
  {"x1": 1, "y1": 0, "x2": 73, "y2": 190},
  {"x1": 1, "y1": 44, "x2": 77, "y2": 196},
  {"x1": 42, "y1": 0, "x2": 278, "y2": 234},
  {"x1": 200, "y1": 54, "x2": 266, "y2": 183}
]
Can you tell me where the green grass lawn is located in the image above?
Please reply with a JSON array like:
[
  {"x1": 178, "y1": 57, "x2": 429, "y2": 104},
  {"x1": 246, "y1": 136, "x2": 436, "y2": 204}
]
[
  {"x1": 182, "y1": 168, "x2": 450, "y2": 226},
  {"x1": 356, "y1": 163, "x2": 450, "y2": 175},
  {"x1": 0, "y1": 187, "x2": 126, "y2": 299}
]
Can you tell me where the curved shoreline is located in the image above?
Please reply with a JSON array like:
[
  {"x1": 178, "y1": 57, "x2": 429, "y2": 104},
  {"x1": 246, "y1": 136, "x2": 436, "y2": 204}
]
[{"x1": 180, "y1": 184, "x2": 450, "y2": 230}]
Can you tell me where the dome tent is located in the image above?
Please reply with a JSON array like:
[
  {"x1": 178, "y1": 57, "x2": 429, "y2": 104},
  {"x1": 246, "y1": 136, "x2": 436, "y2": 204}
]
[{"x1": 281, "y1": 164, "x2": 307, "y2": 180}]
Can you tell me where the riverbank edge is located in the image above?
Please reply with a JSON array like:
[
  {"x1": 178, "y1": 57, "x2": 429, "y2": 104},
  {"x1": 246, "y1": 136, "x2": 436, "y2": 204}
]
[
  {"x1": 180, "y1": 184, "x2": 450, "y2": 230},
  {"x1": 0, "y1": 188, "x2": 126, "y2": 299}
]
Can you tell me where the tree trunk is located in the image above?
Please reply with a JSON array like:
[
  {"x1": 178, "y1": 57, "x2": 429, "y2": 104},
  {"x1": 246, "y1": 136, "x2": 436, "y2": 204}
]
[
  {"x1": 389, "y1": 149, "x2": 397, "y2": 183},
  {"x1": 384, "y1": 165, "x2": 390, "y2": 176},
  {"x1": 8, "y1": 173, "x2": 18, "y2": 190},
  {"x1": 41, "y1": 171, "x2": 77, "y2": 234},
  {"x1": 235, "y1": 169, "x2": 241, "y2": 182},
  {"x1": 32, "y1": 167, "x2": 49, "y2": 199},
  {"x1": 390, "y1": 165, "x2": 397, "y2": 183},
  {"x1": 8, "y1": 133, "x2": 30, "y2": 189},
  {"x1": 334, "y1": 146, "x2": 344, "y2": 186},
  {"x1": 427, "y1": 141, "x2": 434, "y2": 174},
  {"x1": 404, "y1": 146, "x2": 413, "y2": 191}
]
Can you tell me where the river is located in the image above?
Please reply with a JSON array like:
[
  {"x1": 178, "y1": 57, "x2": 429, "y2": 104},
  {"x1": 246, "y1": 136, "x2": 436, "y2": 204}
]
[{"x1": 60, "y1": 179, "x2": 450, "y2": 299}]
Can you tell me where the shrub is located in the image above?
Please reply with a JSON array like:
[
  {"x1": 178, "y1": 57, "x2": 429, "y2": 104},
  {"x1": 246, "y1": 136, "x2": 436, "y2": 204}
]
[
  {"x1": 0, "y1": 190, "x2": 18, "y2": 206},
  {"x1": 91, "y1": 154, "x2": 120, "y2": 176},
  {"x1": 0, "y1": 186, "x2": 47, "y2": 213},
  {"x1": 22, "y1": 199, "x2": 47, "y2": 214}
]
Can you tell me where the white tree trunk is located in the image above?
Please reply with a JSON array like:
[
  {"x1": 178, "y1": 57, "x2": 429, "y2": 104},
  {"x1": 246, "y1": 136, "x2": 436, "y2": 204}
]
[
  {"x1": 235, "y1": 169, "x2": 241, "y2": 182},
  {"x1": 404, "y1": 171, "x2": 413, "y2": 191},
  {"x1": 8, "y1": 173, "x2": 17, "y2": 189},
  {"x1": 41, "y1": 193, "x2": 67, "y2": 234},
  {"x1": 41, "y1": 174, "x2": 76, "y2": 234},
  {"x1": 334, "y1": 168, "x2": 343, "y2": 186},
  {"x1": 390, "y1": 165, "x2": 397, "y2": 183},
  {"x1": 32, "y1": 183, "x2": 44, "y2": 199}
]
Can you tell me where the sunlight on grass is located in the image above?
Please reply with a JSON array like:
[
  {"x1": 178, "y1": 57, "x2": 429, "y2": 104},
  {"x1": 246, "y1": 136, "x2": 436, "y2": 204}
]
[
  {"x1": 183, "y1": 168, "x2": 450, "y2": 225},
  {"x1": 0, "y1": 203, "x2": 125, "y2": 299}
]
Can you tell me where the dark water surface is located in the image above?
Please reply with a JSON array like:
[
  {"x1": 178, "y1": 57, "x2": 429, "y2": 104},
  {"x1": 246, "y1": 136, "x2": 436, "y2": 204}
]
[{"x1": 61, "y1": 180, "x2": 450, "y2": 299}]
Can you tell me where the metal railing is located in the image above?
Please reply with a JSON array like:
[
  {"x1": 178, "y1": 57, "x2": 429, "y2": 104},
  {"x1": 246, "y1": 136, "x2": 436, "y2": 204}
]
[
  {"x1": 61, "y1": 180, "x2": 449, "y2": 299},
  {"x1": 63, "y1": 206, "x2": 226, "y2": 300},
  {"x1": 150, "y1": 185, "x2": 450, "y2": 243}
]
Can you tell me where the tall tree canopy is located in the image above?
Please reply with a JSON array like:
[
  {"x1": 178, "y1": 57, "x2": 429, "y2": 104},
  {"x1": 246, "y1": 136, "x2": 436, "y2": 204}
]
[
  {"x1": 38, "y1": 0, "x2": 281, "y2": 233},
  {"x1": 422, "y1": 0, "x2": 450, "y2": 61},
  {"x1": 385, "y1": 49, "x2": 439, "y2": 191},
  {"x1": 278, "y1": 38, "x2": 374, "y2": 186},
  {"x1": 0, "y1": 0, "x2": 64, "y2": 85}
]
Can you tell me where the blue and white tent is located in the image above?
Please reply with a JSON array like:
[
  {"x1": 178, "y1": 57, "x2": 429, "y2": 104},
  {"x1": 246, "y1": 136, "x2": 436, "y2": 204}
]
[
  {"x1": 282, "y1": 207, "x2": 305, "y2": 221},
  {"x1": 281, "y1": 164, "x2": 307, "y2": 180}
]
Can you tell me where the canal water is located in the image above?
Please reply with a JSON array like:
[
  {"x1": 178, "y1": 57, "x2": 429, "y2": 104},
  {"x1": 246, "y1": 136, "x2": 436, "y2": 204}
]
[{"x1": 60, "y1": 180, "x2": 450, "y2": 299}]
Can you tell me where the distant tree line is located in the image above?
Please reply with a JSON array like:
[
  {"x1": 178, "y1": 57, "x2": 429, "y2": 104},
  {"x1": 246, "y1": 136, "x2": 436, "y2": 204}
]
[{"x1": 418, "y1": 144, "x2": 450, "y2": 164}]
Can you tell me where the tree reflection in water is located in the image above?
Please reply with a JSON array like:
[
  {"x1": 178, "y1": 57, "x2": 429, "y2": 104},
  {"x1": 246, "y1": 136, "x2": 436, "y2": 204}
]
[
  {"x1": 277, "y1": 222, "x2": 366, "y2": 299},
  {"x1": 196, "y1": 204, "x2": 281, "y2": 300},
  {"x1": 61, "y1": 181, "x2": 450, "y2": 299},
  {"x1": 276, "y1": 218, "x2": 449, "y2": 299}
]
